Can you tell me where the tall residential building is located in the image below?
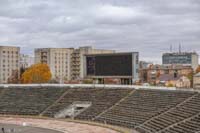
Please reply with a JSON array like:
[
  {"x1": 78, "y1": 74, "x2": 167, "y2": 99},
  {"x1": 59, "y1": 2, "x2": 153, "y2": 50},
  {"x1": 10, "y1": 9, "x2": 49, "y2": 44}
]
[
  {"x1": 20, "y1": 54, "x2": 34, "y2": 69},
  {"x1": 0, "y1": 46, "x2": 20, "y2": 83},
  {"x1": 71, "y1": 46, "x2": 115, "y2": 80},
  {"x1": 162, "y1": 52, "x2": 199, "y2": 70},
  {"x1": 35, "y1": 48, "x2": 73, "y2": 82},
  {"x1": 34, "y1": 46, "x2": 115, "y2": 82}
]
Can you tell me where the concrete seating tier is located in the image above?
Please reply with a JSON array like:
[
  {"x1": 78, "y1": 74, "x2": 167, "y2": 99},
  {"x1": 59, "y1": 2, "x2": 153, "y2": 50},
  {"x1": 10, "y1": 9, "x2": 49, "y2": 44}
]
[
  {"x1": 43, "y1": 88, "x2": 132, "y2": 120},
  {"x1": 75, "y1": 89, "x2": 131, "y2": 120},
  {"x1": 0, "y1": 87, "x2": 68, "y2": 115},
  {"x1": 0, "y1": 86, "x2": 199, "y2": 133},
  {"x1": 136, "y1": 93, "x2": 200, "y2": 133},
  {"x1": 96, "y1": 89, "x2": 196, "y2": 128},
  {"x1": 160, "y1": 114, "x2": 200, "y2": 133}
]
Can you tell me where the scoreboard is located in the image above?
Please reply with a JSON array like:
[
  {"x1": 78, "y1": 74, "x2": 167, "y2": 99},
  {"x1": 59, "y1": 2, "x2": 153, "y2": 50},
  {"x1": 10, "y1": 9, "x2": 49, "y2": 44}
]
[{"x1": 86, "y1": 53, "x2": 137, "y2": 76}]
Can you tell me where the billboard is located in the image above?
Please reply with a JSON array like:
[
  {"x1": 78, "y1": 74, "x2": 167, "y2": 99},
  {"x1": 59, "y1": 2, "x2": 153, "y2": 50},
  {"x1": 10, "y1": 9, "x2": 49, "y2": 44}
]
[{"x1": 86, "y1": 53, "x2": 134, "y2": 76}]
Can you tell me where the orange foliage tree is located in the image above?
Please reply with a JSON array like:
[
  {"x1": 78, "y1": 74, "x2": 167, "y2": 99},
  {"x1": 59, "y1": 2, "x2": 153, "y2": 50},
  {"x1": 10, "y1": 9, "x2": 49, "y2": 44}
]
[
  {"x1": 21, "y1": 63, "x2": 52, "y2": 83},
  {"x1": 196, "y1": 65, "x2": 200, "y2": 73}
]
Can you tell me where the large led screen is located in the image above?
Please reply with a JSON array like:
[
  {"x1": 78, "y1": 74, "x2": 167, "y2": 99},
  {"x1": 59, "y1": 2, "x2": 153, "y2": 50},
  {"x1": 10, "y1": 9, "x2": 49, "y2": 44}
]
[{"x1": 86, "y1": 54, "x2": 132, "y2": 76}]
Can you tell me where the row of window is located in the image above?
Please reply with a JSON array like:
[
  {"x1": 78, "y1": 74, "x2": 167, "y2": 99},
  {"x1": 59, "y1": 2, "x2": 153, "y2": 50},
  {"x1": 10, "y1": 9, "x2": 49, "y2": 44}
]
[
  {"x1": 1, "y1": 55, "x2": 19, "y2": 58},
  {"x1": 54, "y1": 74, "x2": 68, "y2": 78},
  {"x1": 55, "y1": 61, "x2": 68, "y2": 64},
  {"x1": 1, "y1": 71, "x2": 12, "y2": 81},
  {"x1": 2, "y1": 60, "x2": 19, "y2": 63},
  {"x1": 54, "y1": 53, "x2": 69, "y2": 55},
  {"x1": 55, "y1": 65, "x2": 68, "y2": 68},
  {"x1": 2, "y1": 65, "x2": 18, "y2": 68},
  {"x1": 2, "y1": 73, "x2": 11, "y2": 76},
  {"x1": 2, "y1": 51, "x2": 18, "y2": 54},
  {"x1": 55, "y1": 70, "x2": 68, "y2": 73}
]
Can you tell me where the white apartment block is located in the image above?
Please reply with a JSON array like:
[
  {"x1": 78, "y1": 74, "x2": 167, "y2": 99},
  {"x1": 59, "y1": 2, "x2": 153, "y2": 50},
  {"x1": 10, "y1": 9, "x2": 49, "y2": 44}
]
[
  {"x1": 0, "y1": 46, "x2": 20, "y2": 83},
  {"x1": 35, "y1": 46, "x2": 115, "y2": 82},
  {"x1": 35, "y1": 48, "x2": 73, "y2": 82},
  {"x1": 20, "y1": 54, "x2": 34, "y2": 69}
]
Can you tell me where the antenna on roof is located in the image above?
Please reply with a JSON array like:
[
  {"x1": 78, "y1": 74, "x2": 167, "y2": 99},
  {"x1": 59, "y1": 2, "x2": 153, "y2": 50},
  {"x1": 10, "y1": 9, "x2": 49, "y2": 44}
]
[
  {"x1": 170, "y1": 44, "x2": 172, "y2": 52},
  {"x1": 179, "y1": 43, "x2": 181, "y2": 53}
]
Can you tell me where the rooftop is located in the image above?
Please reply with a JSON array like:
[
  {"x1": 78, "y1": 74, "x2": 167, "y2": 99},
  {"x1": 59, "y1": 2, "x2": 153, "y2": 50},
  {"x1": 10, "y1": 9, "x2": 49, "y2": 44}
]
[
  {"x1": 163, "y1": 52, "x2": 198, "y2": 55},
  {"x1": 159, "y1": 74, "x2": 181, "y2": 81}
]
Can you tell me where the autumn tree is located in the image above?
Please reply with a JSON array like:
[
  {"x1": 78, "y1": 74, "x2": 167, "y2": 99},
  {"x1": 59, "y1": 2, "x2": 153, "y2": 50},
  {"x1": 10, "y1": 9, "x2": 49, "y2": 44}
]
[
  {"x1": 167, "y1": 83, "x2": 174, "y2": 87},
  {"x1": 195, "y1": 65, "x2": 200, "y2": 73},
  {"x1": 21, "y1": 63, "x2": 52, "y2": 83},
  {"x1": 187, "y1": 72, "x2": 193, "y2": 80}
]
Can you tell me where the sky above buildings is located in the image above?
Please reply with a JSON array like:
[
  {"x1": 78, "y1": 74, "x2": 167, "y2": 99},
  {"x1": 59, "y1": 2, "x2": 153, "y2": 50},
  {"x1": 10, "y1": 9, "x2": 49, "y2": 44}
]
[{"x1": 0, "y1": 0, "x2": 200, "y2": 63}]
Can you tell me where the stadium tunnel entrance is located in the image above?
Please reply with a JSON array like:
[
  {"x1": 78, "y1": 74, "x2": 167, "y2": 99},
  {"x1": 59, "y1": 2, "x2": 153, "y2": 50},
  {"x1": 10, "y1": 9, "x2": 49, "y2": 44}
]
[{"x1": 54, "y1": 101, "x2": 92, "y2": 119}]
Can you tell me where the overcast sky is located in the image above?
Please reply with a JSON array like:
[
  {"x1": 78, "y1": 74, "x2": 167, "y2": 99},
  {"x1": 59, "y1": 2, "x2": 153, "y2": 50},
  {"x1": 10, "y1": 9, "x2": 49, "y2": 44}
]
[{"x1": 0, "y1": 0, "x2": 200, "y2": 63}]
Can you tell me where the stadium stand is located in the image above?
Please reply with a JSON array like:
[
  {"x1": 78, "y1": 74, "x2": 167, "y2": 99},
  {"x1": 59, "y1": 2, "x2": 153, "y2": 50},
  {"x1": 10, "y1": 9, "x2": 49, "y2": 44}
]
[
  {"x1": 95, "y1": 89, "x2": 196, "y2": 128},
  {"x1": 160, "y1": 114, "x2": 200, "y2": 133},
  {"x1": 0, "y1": 86, "x2": 68, "y2": 115},
  {"x1": 135, "y1": 93, "x2": 200, "y2": 133},
  {"x1": 0, "y1": 85, "x2": 199, "y2": 133},
  {"x1": 0, "y1": 87, "x2": 4, "y2": 96},
  {"x1": 43, "y1": 88, "x2": 132, "y2": 119}
]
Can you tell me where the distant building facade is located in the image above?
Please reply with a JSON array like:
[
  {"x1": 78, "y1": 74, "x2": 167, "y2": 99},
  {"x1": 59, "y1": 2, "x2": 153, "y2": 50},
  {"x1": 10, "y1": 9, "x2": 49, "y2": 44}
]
[
  {"x1": 176, "y1": 76, "x2": 191, "y2": 88},
  {"x1": 139, "y1": 64, "x2": 193, "y2": 86},
  {"x1": 157, "y1": 74, "x2": 190, "y2": 88},
  {"x1": 139, "y1": 61, "x2": 153, "y2": 69},
  {"x1": 71, "y1": 46, "x2": 115, "y2": 80},
  {"x1": 193, "y1": 72, "x2": 200, "y2": 89},
  {"x1": 162, "y1": 52, "x2": 199, "y2": 70},
  {"x1": 20, "y1": 54, "x2": 34, "y2": 69},
  {"x1": 0, "y1": 46, "x2": 20, "y2": 83},
  {"x1": 35, "y1": 46, "x2": 115, "y2": 82},
  {"x1": 35, "y1": 48, "x2": 73, "y2": 82}
]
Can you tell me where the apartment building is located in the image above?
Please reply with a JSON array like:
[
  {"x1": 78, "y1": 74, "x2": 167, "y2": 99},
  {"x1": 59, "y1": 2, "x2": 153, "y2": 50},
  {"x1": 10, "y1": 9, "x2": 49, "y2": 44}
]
[
  {"x1": 35, "y1": 48, "x2": 73, "y2": 82},
  {"x1": 35, "y1": 46, "x2": 115, "y2": 82},
  {"x1": 20, "y1": 54, "x2": 34, "y2": 69},
  {"x1": 0, "y1": 46, "x2": 20, "y2": 83},
  {"x1": 71, "y1": 46, "x2": 115, "y2": 80}
]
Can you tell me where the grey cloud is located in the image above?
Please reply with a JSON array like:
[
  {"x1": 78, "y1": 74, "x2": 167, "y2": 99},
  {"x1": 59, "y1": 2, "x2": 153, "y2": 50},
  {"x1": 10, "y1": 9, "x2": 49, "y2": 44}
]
[{"x1": 0, "y1": 0, "x2": 200, "y2": 63}]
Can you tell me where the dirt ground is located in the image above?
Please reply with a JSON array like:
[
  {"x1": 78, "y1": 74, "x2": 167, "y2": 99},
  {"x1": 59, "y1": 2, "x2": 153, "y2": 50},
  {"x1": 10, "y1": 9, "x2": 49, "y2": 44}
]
[
  {"x1": 0, "y1": 117, "x2": 126, "y2": 133},
  {"x1": 0, "y1": 123, "x2": 62, "y2": 133}
]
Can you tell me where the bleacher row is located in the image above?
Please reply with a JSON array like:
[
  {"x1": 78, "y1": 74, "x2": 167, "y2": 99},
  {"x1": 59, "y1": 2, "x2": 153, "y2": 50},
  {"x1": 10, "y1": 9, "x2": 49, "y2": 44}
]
[
  {"x1": 0, "y1": 86, "x2": 67, "y2": 115},
  {"x1": 135, "y1": 92, "x2": 200, "y2": 133},
  {"x1": 43, "y1": 88, "x2": 132, "y2": 119},
  {"x1": 96, "y1": 90, "x2": 195, "y2": 128},
  {"x1": 0, "y1": 86, "x2": 199, "y2": 133}
]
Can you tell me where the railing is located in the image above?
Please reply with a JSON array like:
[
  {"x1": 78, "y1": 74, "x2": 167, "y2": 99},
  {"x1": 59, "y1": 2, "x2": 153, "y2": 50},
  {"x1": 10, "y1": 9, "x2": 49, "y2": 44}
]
[
  {"x1": 0, "y1": 83, "x2": 177, "y2": 90},
  {"x1": 1, "y1": 83, "x2": 199, "y2": 92}
]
